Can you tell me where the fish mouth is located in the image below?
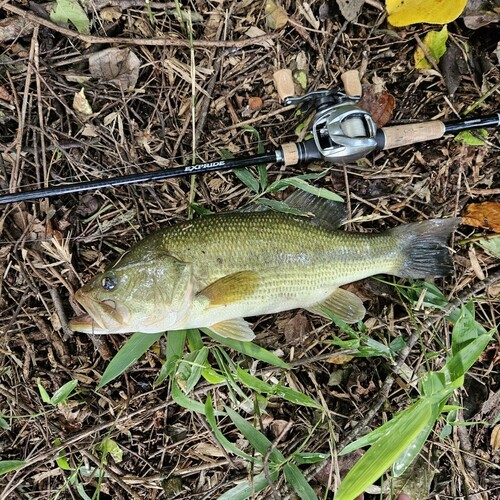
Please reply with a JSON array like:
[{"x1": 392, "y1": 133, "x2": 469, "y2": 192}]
[{"x1": 69, "y1": 291, "x2": 128, "y2": 334}]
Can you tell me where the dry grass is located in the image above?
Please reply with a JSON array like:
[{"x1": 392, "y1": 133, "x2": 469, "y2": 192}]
[{"x1": 0, "y1": 2, "x2": 499, "y2": 499}]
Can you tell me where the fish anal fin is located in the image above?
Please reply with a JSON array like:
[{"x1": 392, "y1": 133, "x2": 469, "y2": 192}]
[
  {"x1": 209, "y1": 318, "x2": 255, "y2": 341},
  {"x1": 199, "y1": 271, "x2": 259, "y2": 307},
  {"x1": 306, "y1": 288, "x2": 366, "y2": 324}
]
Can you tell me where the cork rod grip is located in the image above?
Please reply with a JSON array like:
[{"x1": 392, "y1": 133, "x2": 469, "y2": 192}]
[{"x1": 378, "y1": 120, "x2": 446, "y2": 150}]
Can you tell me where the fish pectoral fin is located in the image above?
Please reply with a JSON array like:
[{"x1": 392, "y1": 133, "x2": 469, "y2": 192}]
[
  {"x1": 209, "y1": 318, "x2": 255, "y2": 341},
  {"x1": 198, "y1": 271, "x2": 259, "y2": 307},
  {"x1": 306, "y1": 288, "x2": 366, "y2": 324}
]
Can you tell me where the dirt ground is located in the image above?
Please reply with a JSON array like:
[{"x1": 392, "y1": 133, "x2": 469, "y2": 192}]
[{"x1": 0, "y1": 1, "x2": 499, "y2": 499}]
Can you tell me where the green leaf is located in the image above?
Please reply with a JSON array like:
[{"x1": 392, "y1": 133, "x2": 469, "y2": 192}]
[
  {"x1": 294, "y1": 452, "x2": 330, "y2": 465},
  {"x1": 175, "y1": 347, "x2": 208, "y2": 394},
  {"x1": 477, "y1": 236, "x2": 500, "y2": 258},
  {"x1": 414, "y1": 26, "x2": 448, "y2": 69},
  {"x1": 336, "y1": 400, "x2": 433, "y2": 500},
  {"x1": 201, "y1": 366, "x2": 226, "y2": 384},
  {"x1": 224, "y1": 405, "x2": 284, "y2": 464},
  {"x1": 36, "y1": 378, "x2": 53, "y2": 405},
  {"x1": 283, "y1": 462, "x2": 317, "y2": 500},
  {"x1": 256, "y1": 198, "x2": 309, "y2": 215},
  {"x1": 97, "y1": 437, "x2": 123, "y2": 465},
  {"x1": 455, "y1": 129, "x2": 488, "y2": 146},
  {"x1": 266, "y1": 176, "x2": 343, "y2": 202},
  {"x1": 234, "y1": 168, "x2": 260, "y2": 193},
  {"x1": 0, "y1": 460, "x2": 27, "y2": 475},
  {"x1": 236, "y1": 367, "x2": 321, "y2": 408},
  {"x1": 51, "y1": 379, "x2": 78, "y2": 405},
  {"x1": 217, "y1": 471, "x2": 277, "y2": 500},
  {"x1": 204, "y1": 395, "x2": 253, "y2": 460},
  {"x1": 392, "y1": 399, "x2": 446, "y2": 476},
  {"x1": 203, "y1": 329, "x2": 289, "y2": 369},
  {"x1": 50, "y1": 0, "x2": 91, "y2": 35},
  {"x1": 97, "y1": 332, "x2": 163, "y2": 389},
  {"x1": 443, "y1": 330, "x2": 494, "y2": 383},
  {"x1": 0, "y1": 415, "x2": 9, "y2": 430},
  {"x1": 171, "y1": 379, "x2": 208, "y2": 414}
]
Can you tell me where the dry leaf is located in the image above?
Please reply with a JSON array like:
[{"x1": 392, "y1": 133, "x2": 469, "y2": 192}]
[
  {"x1": 100, "y1": 7, "x2": 122, "y2": 22},
  {"x1": 326, "y1": 353, "x2": 354, "y2": 365},
  {"x1": 89, "y1": 48, "x2": 140, "y2": 89},
  {"x1": 73, "y1": 88, "x2": 93, "y2": 117},
  {"x1": 265, "y1": 0, "x2": 288, "y2": 30},
  {"x1": 491, "y1": 424, "x2": 500, "y2": 451},
  {"x1": 273, "y1": 68, "x2": 295, "y2": 100},
  {"x1": 462, "y1": 202, "x2": 500, "y2": 232},
  {"x1": 336, "y1": 0, "x2": 365, "y2": 22},
  {"x1": 358, "y1": 85, "x2": 395, "y2": 128}
]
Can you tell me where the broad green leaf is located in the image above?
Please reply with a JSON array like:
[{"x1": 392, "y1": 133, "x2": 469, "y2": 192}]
[
  {"x1": 443, "y1": 330, "x2": 494, "y2": 383},
  {"x1": 414, "y1": 26, "x2": 448, "y2": 69},
  {"x1": 455, "y1": 129, "x2": 488, "y2": 146},
  {"x1": 234, "y1": 168, "x2": 260, "y2": 193},
  {"x1": 224, "y1": 405, "x2": 284, "y2": 464},
  {"x1": 283, "y1": 462, "x2": 317, "y2": 500},
  {"x1": 392, "y1": 398, "x2": 446, "y2": 476},
  {"x1": 201, "y1": 366, "x2": 226, "y2": 384},
  {"x1": 97, "y1": 332, "x2": 163, "y2": 389},
  {"x1": 186, "y1": 328, "x2": 204, "y2": 351},
  {"x1": 76, "y1": 483, "x2": 94, "y2": 500},
  {"x1": 0, "y1": 460, "x2": 27, "y2": 475},
  {"x1": 420, "y1": 371, "x2": 447, "y2": 397},
  {"x1": 50, "y1": 0, "x2": 91, "y2": 35},
  {"x1": 336, "y1": 400, "x2": 433, "y2": 500},
  {"x1": 478, "y1": 236, "x2": 500, "y2": 259},
  {"x1": 217, "y1": 471, "x2": 278, "y2": 500},
  {"x1": 0, "y1": 415, "x2": 9, "y2": 430},
  {"x1": 203, "y1": 329, "x2": 289, "y2": 369},
  {"x1": 51, "y1": 379, "x2": 78, "y2": 405},
  {"x1": 36, "y1": 378, "x2": 53, "y2": 405},
  {"x1": 97, "y1": 437, "x2": 123, "y2": 465},
  {"x1": 386, "y1": 0, "x2": 467, "y2": 26},
  {"x1": 451, "y1": 305, "x2": 483, "y2": 355},
  {"x1": 204, "y1": 395, "x2": 253, "y2": 460}
]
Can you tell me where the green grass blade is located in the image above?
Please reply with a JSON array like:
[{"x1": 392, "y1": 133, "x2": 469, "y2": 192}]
[
  {"x1": 204, "y1": 395, "x2": 253, "y2": 460},
  {"x1": 202, "y1": 329, "x2": 289, "y2": 369},
  {"x1": 0, "y1": 460, "x2": 27, "y2": 475},
  {"x1": 176, "y1": 347, "x2": 209, "y2": 394},
  {"x1": 236, "y1": 366, "x2": 321, "y2": 408},
  {"x1": 51, "y1": 379, "x2": 78, "y2": 405},
  {"x1": 97, "y1": 332, "x2": 163, "y2": 389},
  {"x1": 283, "y1": 462, "x2": 317, "y2": 500},
  {"x1": 217, "y1": 471, "x2": 278, "y2": 500},
  {"x1": 224, "y1": 405, "x2": 284, "y2": 463},
  {"x1": 36, "y1": 378, "x2": 53, "y2": 404},
  {"x1": 336, "y1": 400, "x2": 433, "y2": 500},
  {"x1": 266, "y1": 177, "x2": 343, "y2": 202},
  {"x1": 171, "y1": 379, "x2": 207, "y2": 414}
]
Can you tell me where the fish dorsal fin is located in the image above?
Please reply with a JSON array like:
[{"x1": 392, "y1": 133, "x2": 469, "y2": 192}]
[
  {"x1": 284, "y1": 191, "x2": 347, "y2": 230},
  {"x1": 198, "y1": 271, "x2": 259, "y2": 306},
  {"x1": 306, "y1": 288, "x2": 366, "y2": 324},
  {"x1": 209, "y1": 318, "x2": 255, "y2": 341}
]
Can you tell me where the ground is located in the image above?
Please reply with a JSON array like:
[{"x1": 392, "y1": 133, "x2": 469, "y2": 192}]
[{"x1": 0, "y1": 1, "x2": 499, "y2": 499}]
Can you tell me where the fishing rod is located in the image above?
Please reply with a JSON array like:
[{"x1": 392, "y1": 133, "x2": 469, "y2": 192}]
[{"x1": 0, "y1": 88, "x2": 498, "y2": 205}]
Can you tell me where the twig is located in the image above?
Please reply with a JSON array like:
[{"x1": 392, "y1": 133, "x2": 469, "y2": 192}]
[{"x1": 1, "y1": 3, "x2": 277, "y2": 48}]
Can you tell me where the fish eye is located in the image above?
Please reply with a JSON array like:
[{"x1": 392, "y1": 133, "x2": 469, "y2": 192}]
[{"x1": 101, "y1": 274, "x2": 118, "y2": 291}]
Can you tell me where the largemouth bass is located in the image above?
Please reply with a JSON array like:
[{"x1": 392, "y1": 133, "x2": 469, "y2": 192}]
[{"x1": 69, "y1": 192, "x2": 460, "y2": 340}]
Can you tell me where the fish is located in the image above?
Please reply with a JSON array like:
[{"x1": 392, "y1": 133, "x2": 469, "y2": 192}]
[{"x1": 69, "y1": 191, "x2": 460, "y2": 341}]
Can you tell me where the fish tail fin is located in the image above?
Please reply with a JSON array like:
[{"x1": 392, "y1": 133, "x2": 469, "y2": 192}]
[{"x1": 389, "y1": 218, "x2": 461, "y2": 278}]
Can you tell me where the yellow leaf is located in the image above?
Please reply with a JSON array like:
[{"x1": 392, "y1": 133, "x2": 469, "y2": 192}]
[
  {"x1": 414, "y1": 25, "x2": 448, "y2": 69},
  {"x1": 265, "y1": 0, "x2": 288, "y2": 30},
  {"x1": 386, "y1": 0, "x2": 467, "y2": 27}
]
